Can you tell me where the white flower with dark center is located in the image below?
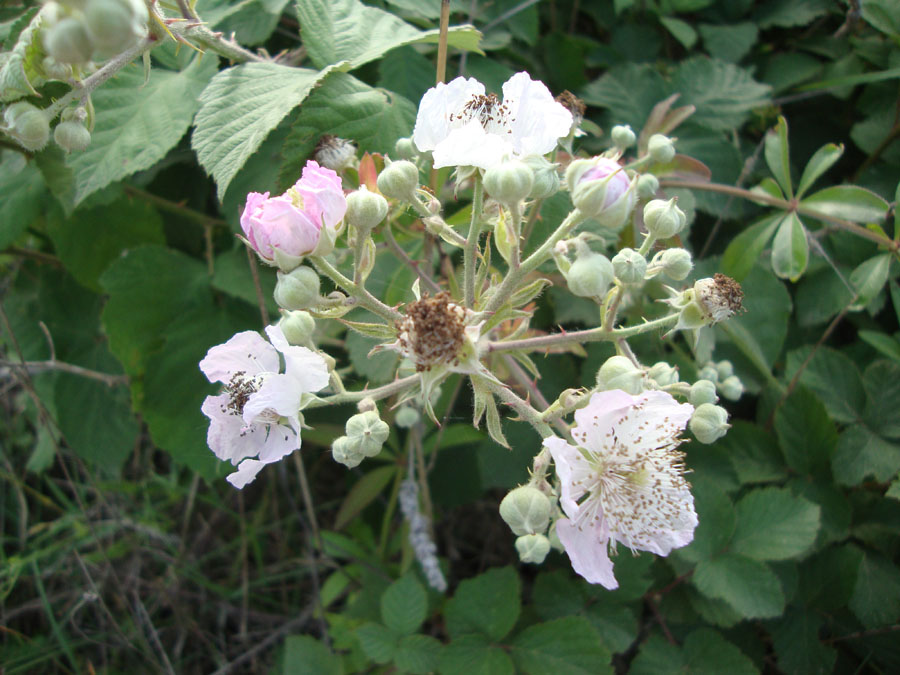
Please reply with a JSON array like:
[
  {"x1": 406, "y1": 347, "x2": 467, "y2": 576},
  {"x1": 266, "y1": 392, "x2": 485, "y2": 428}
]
[
  {"x1": 199, "y1": 326, "x2": 328, "y2": 488},
  {"x1": 412, "y1": 72, "x2": 573, "y2": 170},
  {"x1": 543, "y1": 389, "x2": 696, "y2": 588}
]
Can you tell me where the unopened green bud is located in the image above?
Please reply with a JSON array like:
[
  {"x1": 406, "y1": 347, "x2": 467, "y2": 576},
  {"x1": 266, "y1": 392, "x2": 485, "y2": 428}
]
[
  {"x1": 345, "y1": 410, "x2": 390, "y2": 458},
  {"x1": 345, "y1": 186, "x2": 388, "y2": 232},
  {"x1": 376, "y1": 159, "x2": 419, "y2": 201},
  {"x1": 278, "y1": 310, "x2": 316, "y2": 346},
  {"x1": 499, "y1": 486, "x2": 551, "y2": 536},
  {"x1": 523, "y1": 155, "x2": 560, "y2": 199},
  {"x1": 716, "y1": 360, "x2": 734, "y2": 380},
  {"x1": 273, "y1": 266, "x2": 320, "y2": 311},
  {"x1": 42, "y1": 56, "x2": 74, "y2": 81},
  {"x1": 648, "y1": 134, "x2": 675, "y2": 163},
  {"x1": 718, "y1": 375, "x2": 744, "y2": 401},
  {"x1": 483, "y1": 159, "x2": 534, "y2": 205},
  {"x1": 331, "y1": 436, "x2": 363, "y2": 468},
  {"x1": 648, "y1": 361, "x2": 679, "y2": 387},
  {"x1": 611, "y1": 124, "x2": 636, "y2": 150},
  {"x1": 690, "y1": 403, "x2": 730, "y2": 444},
  {"x1": 54, "y1": 120, "x2": 91, "y2": 152},
  {"x1": 564, "y1": 241, "x2": 613, "y2": 298},
  {"x1": 612, "y1": 247, "x2": 646, "y2": 284},
  {"x1": 5, "y1": 103, "x2": 50, "y2": 152},
  {"x1": 44, "y1": 16, "x2": 94, "y2": 64},
  {"x1": 698, "y1": 364, "x2": 719, "y2": 383},
  {"x1": 689, "y1": 379, "x2": 719, "y2": 406},
  {"x1": 515, "y1": 534, "x2": 551, "y2": 564},
  {"x1": 597, "y1": 355, "x2": 644, "y2": 395},
  {"x1": 643, "y1": 198, "x2": 686, "y2": 239},
  {"x1": 637, "y1": 173, "x2": 660, "y2": 199},
  {"x1": 649, "y1": 248, "x2": 693, "y2": 280},
  {"x1": 394, "y1": 406, "x2": 420, "y2": 428},
  {"x1": 394, "y1": 137, "x2": 417, "y2": 160},
  {"x1": 84, "y1": 0, "x2": 148, "y2": 58}
]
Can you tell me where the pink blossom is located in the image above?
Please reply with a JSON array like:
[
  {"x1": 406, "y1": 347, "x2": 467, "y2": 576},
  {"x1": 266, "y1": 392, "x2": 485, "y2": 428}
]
[
  {"x1": 240, "y1": 161, "x2": 347, "y2": 268},
  {"x1": 199, "y1": 326, "x2": 329, "y2": 488},
  {"x1": 578, "y1": 157, "x2": 631, "y2": 209},
  {"x1": 543, "y1": 389, "x2": 696, "y2": 588}
]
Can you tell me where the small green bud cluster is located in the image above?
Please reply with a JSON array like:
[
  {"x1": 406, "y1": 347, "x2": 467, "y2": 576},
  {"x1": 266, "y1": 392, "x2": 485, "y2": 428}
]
[
  {"x1": 611, "y1": 247, "x2": 646, "y2": 284},
  {"x1": 500, "y1": 486, "x2": 553, "y2": 565},
  {"x1": 611, "y1": 124, "x2": 636, "y2": 150},
  {"x1": 648, "y1": 361, "x2": 679, "y2": 387},
  {"x1": 274, "y1": 266, "x2": 320, "y2": 311},
  {"x1": 523, "y1": 155, "x2": 561, "y2": 199},
  {"x1": 647, "y1": 134, "x2": 676, "y2": 164},
  {"x1": 596, "y1": 355, "x2": 644, "y2": 395},
  {"x1": 345, "y1": 186, "x2": 388, "y2": 233},
  {"x1": 54, "y1": 106, "x2": 91, "y2": 153},
  {"x1": 3, "y1": 102, "x2": 51, "y2": 151},
  {"x1": 647, "y1": 248, "x2": 693, "y2": 280},
  {"x1": 377, "y1": 159, "x2": 419, "y2": 202},
  {"x1": 331, "y1": 409, "x2": 390, "y2": 468},
  {"x1": 42, "y1": 0, "x2": 148, "y2": 65},
  {"x1": 690, "y1": 402, "x2": 730, "y2": 444},
  {"x1": 643, "y1": 198, "x2": 687, "y2": 239},
  {"x1": 562, "y1": 239, "x2": 613, "y2": 299},
  {"x1": 278, "y1": 310, "x2": 316, "y2": 347},
  {"x1": 483, "y1": 159, "x2": 534, "y2": 205}
]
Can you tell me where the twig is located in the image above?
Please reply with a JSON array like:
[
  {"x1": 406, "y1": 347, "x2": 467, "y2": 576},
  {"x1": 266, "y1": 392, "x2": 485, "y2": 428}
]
[
  {"x1": 383, "y1": 224, "x2": 442, "y2": 294},
  {"x1": 0, "y1": 359, "x2": 129, "y2": 387},
  {"x1": 245, "y1": 246, "x2": 270, "y2": 327}
]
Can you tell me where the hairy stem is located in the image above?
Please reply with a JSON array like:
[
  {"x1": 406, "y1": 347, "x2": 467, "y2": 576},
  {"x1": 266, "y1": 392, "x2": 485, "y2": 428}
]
[
  {"x1": 310, "y1": 256, "x2": 403, "y2": 322},
  {"x1": 464, "y1": 178, "x2": 484, "y2": 307}
]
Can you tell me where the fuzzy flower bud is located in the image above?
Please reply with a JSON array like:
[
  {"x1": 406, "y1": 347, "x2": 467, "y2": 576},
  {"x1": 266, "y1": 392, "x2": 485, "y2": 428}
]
[
  {"x1": 698, "y1": 364, "x2": 719, "y2": 383},
  {"x1": 83, "y1": 0, "x2": 147, "y2": 58},
  {"x1": 274, "y1": 266, "x2": 320, "y2": 311},
  {"x1": 719, "y1": 375, "x2": 744, "y2": 401},
  {"x1": 637, "y1": 173, "x2": 660, "y2": 199},
  {"x1": 500, "y1": 486, "x2": 552, "y2": 536},
  {"x1": 4, "y1": 103, "x2": 50, "y2": 151},
  {"x1": 664, "y1": 274, "x2": 744, "y2": 335},
  {"x1": 377, "y1": 159, "x2": 419, "y2": 201},
  {"x1": 394, "y1": 406, "x2": 420, "y2": 428},
  {"x1": 689, "y1": 379, "x2": 719, "y2": 406},
  {"x1": 690, "y1": 403, "x2": 730, "y2": 444},
  {"x1": 44, "y1": 17, "x2": 94, "y2": 64},
  {"x1": 564, "y1": 240, "x2": 613, "y2": 298},
  {"x1": 394, "y1": 137, "x2": 417, "y2": 160},
  {"x1": 42, "y1": 56, "x2": 73, "y2": 81},
  {"x1": 612, "y1": 247, "x2": 646, "y2": 284},
  {"x1": 278, "y1": 310, "x2": 316, "y2": 346},
  {"x1": 483, "y1": 159, "x2": 534, "y2": 205},
  {"x1": 648, "y1": 361, "x2": 679, "y2": 387},
  {"x1": 566, "y1": 157, "x2": 637, "y2": 229},
  {"x1": 523, "y1": 155, "x2": 561, "y2": 199},
  {"x1": 644, "y1": 198, "x2": 686, "y2": 239},
  {"x1": 515, "y1": 534, "x2": 551, "y2": 564},
  {"x1": 54, "y1": 120, "x2": 91, "y2": 152},
  {"x1": 611, "y1": 124, "x2": 636, "y2": 150},
  {"x1": 596, "y1": 355, "x2": 644, "y2": 395},
  {"x1": 313, "y1": 135, "x2": 357, "y2": 171},
  {"x1": 331, "y1": 436, "x2": 362, "y2": 468},
  {"x1": 647, "y1": 134, "x2": 675, "y2": 163},
  {"x1": 344, "y1": 410, "x2": 390, "y2": 459},
  {"x1": 716, "y1": 360, "x2": 734, "y2": 380},
  {"x1": 648, "y1": 248, "x2": 693, "y2": 280},
  {"x1": 345, "y1": 186, "x2": 388, "y2": 233}
]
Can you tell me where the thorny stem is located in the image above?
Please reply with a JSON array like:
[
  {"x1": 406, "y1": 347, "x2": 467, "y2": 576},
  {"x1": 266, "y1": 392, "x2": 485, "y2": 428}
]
[
  {"x1": 488, "y1": 313, "x2": 681, "y2": 353},
  {"x1": 481, "y1": 377, "x2": 553, "y2": 437},
  {"x1": 661, "y1": 179, "x2": 898, "y2": 251},
  {"x1": 464, "y1": 178, "x2": 484, "y2": 307},
  {"x1": 310, "y1": 256, "x2": 403, "y2": 322},
  {"x1": 382, "y1": 223, "x2": 441, "y2": 294},
  {"x1": 305, "y1": 374, "x2": 420, "y2": 409}
]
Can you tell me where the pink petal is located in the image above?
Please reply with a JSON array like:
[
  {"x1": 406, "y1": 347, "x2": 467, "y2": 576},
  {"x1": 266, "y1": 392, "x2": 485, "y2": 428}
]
[
  {"x1": 557, "y1": 518, "x2": 618, "y2": 589},
  {"x1": 226, "y1": 459, "x2": 266, "y2": 489}
]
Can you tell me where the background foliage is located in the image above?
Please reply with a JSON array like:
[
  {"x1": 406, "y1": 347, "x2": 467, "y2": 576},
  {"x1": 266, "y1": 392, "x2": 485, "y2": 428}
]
[{"x1": 2, "y1": 0, "x2": 899, "y2": 672}]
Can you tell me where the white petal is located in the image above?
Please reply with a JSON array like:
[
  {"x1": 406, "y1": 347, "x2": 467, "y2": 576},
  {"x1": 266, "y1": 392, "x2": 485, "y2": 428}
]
[
  {"x1": 571, "y1": 390, "x2": 636, "y2": 455},
  {"x1": 501, "y1": 72, "x2": 573, "y2": 157},
  {"x1": 226, "y1": 459, "x2": 266, "y2": 489},
  {"x1": 431, "y1": 119, "x2": 510, "y2": 170},
  {"x1": 243, "y1": 373, "x2": 302, "y2": 423},
  {"x1": 265, "y1": 325, "x2": 330, "y2": 393},
  {"x1": 202, "y1": 394, "x2": 267, "y2": 464},
  {"x1": 543, "y1": 436, "x2": 590, "y2": 519},
  {"x1": 199, "y1": 331, "x2": 279, "y2": 383},
  {"x1": 413, "y1": 76, "x2": 485, "y2": 152},
  {"x1": 557, "y1": 518, "x2": 618, "y2": 589},
  {"x1": 257, "y1": 421, "x2": 301, "y2": 463}
]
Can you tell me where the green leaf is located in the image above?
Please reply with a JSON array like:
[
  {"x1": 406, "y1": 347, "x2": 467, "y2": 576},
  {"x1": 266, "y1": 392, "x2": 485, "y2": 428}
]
[
  {"x1": 858, "y1": 330, "x2": 900, "y2": 364},
  {"x1": 345, "y1": 331, "x2": 398, "y2": 384},
  {"x1": 579, "y1": 63, "x2": 667, "y2": 129},
  {"x1": 755, "y1": 0, "x2": 832, "y2": 28},
  {"x1": 33, "y1": 145, "x2": 76, "y2": 211},
  {"x1": 849, "y1": 253, "x2": 891, "y2": 310},
  {"x1": 832, "y1": 425, "x2": 900, "y2": 485},
  {"x1": 381, "y1": 575, "x2": 427, "y2": 636},
  {"x1": 682, "y1": 629, "x2": 757, "y2": 675},
  {"x1": 770, "y1": 610, "x2": 835, "y2": 674},
  {"x1": 796, "y1": 544, "x2": 863, "y2": 611},
  {"x1": 796, "y1": 143, "x2": 843, "y2": 198},
  {"x1": 693, "y1": 554, "x2": 785, "y2": 619},
  {"x1": 279, "y1": 72, "x2": 416, "y2": 188},
  {"x1": 335, "y1": 465, "x2": 396, "y2": 530},
  {"x1": 849, "y1": 551, "x2": 900, "y2": 628},
  {"x1": 195, "y1": 0, "x2": 291, "y2": 46},
  {"x1": 355, "y1": 622, "x2": 398, "y2": 664},
  {"x1": 192, "y1": 62, "x2": 333, "y2": 201},
  {"x1": 765, "y1": 116, "x2": 792, "y2": 198},
  {"x1": 731, "y1": 487, "x2": 821, "y2": 561},
  {"x1": 67, "y1": 55, "x2": 218, "y2": 206},
  {"x1": 394, "y1": 634, "x2": 442, "y2": 675},
  {"x1": 719, "y1": 421, "x2": 787, "y2": 484},
  {"x1": 510, "y1": 617, "x2": 612, "y2": 675},
  {"x1": 783, "y1": 347, "x2": 865, "y2": 424},
  {"x1": 659, "y1": 17, "x2": 697, "y2": 49},
  {"x1": 669, "y1": 57, "x2": 771, "y2": 131},
  {"x1": 295, "y1": 0, "x2": 482, "y2": 70},
  {"x1": 887, "y1": 477, "x2": 900, "y2": 500},
  {"x1": 863, "y1": 360, "x2": 900, "y2": 439},
  {"x1": 720, "y1": 214, "x2": 780, "y2": 281},
  {"x1": 439, "y1": 634, "x2": 513, "y2": 675},
  {"x1": 800, "y1": 185, "x2": 890, "y2": 223},
  {"x1": 677, "y1": 479, "x2": 735, "y2": 563},
  {"x1": 697, "y1": 22, "x2": 758, "y2": 63},
  {"x1": 281, "y1": 634, "x2": 342, "y2": 675},
  {"x1": 629, "y1": 634, "x2": 684, "y2": 675},
  {"x1": 444, "y1": 566, "x2": 520, "y2": 641},
  {"x1": 771, "y1": 212, "x2": 808, "y2": 281},
  {"x1": 46, "y1": 198, "x2": 165, "y2": 292},
  {"x1": 0, "y1": 152, "x2": 45, "y2": 248},
  {"x1": 794, "y1": 266, "x2": 854, "y2": 327},
  {"x1": 211, "y1": 243, "x2": 278, "y2": 315},
  {"x1": 774, "y1": 387, "x2": 837, "y2": 476}
]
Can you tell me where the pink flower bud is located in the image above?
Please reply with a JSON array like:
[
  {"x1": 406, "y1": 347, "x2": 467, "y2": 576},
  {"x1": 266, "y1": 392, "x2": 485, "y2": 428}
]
[{"x1": 240, "y1": 161, "x2": 347, "y2": 270}]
